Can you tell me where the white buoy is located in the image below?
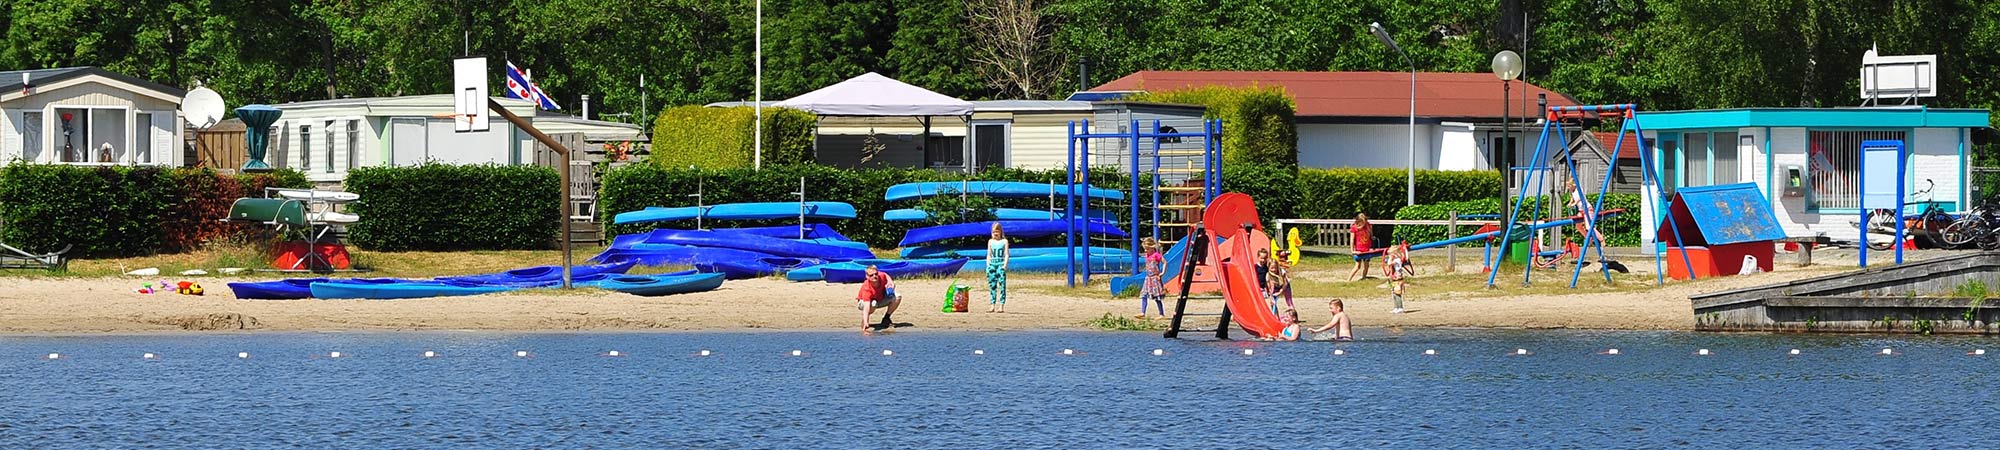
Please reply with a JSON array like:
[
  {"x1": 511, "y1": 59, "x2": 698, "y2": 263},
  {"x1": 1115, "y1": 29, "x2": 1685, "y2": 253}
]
[
  {"x1": 607, "y1": 350, "x2": 622, "y2": 357},
  {"x1": 1881, "y1": 348, "x2": 1894, "y2": 355},
  {"x1": 1152, "y1": 349, "x2": 1165, "y2": 356},
  {"x1": 791, "y1": 350, "x2": 803, "y2": 356},
  {"x1": 516, "y1": 351, "x2": 529, "y2": 358},
  {"x1": 329, "y1": 352, "x2": 342, "y2": 359},
  {"x1": 1242, "y1": 349, "x2": 1255, "y2": 356},
  {"x1": 1697, "y1": 349, "x2": 1711, "y2": 356},
  {"x1": 972, "y1": 349, "x2": 985, "y2": 355},
  {"x1": 1423, "y1": 349, "x2": 1436, "y2": 356},
  {"x1": 142, "y1": 353, "x2": 156, "y2": 360},
  {"x1": 882, "y1": 349, "x2": 894, "y2": 356},
  {"x1": 1515, "y1": 348, "x2": 1529, "y2": 355},
  {"x1": 423, "y1": 351, "x2": 436, "y2": 358},
  {"x1": 45, "y1": 353, "x2": 59, "y2": 360},
  {"x1": 237, "y1": 352, "x2": 250, "y2": 359},
  {"x1": 1606, "y1": 348, "x2": 1620, "y2": 355},
  {"x1": 1789, "y1": 349, "x2": 1801, "y2": 355},
  {"x1": 1063, "y1": 349, "x2": 1075, "y2": 355},
  {"x1": 698, "y1": 350, "x2": 711, "y2": 357},
  {"x1": 1975, "y1": 349, "x2": 1988, "y2": 356},
  {"x1": 1332, "y1": 349, "x2": 1346, "y2": 356}
]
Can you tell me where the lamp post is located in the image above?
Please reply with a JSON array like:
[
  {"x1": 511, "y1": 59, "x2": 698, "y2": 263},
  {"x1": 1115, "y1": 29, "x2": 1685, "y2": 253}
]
[
  {"x1": 753, "y1": 0, "x2": 763, "y2": 170},
  {"x1": 1491, "y1": 50, "x2": 1522, "y2": 221},
  {"x1": 1371, "y1": 22, "x2": 1416, "y2": 206}
]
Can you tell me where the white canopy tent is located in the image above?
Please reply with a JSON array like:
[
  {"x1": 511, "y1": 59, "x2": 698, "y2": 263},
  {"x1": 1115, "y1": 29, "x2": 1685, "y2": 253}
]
[{"x1": 776, "y1": 73, "x2": 974, "y2": 169}]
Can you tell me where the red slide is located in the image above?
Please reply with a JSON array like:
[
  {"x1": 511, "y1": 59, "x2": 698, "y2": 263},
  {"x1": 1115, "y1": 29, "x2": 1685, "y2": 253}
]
[{"x1": 1201, "y1": 193, "x2": 1296, "y2": 339}]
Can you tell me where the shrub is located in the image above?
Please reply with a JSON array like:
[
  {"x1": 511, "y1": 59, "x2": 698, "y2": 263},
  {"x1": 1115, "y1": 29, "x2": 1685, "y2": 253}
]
[
  {"x1": 1221, "y1": 163, "x2": 1297, "y2": 225},
  {"x1": 0, "y1": 164, "x2": 307, "y2": 257},
  {"x1": 648, "y1": 105, "x2": 816, "y2": 169},
  {"x1": 1294, "y1": 168, "x2": 1503, "y2": 223},
  {"x1": 1127, "y1": 85, "x2": 1298, "y2": 167},
  {"x1": 345, "y1": 163, "x2": 560, "y2": 251},
  {"x1": 1391, "y1": 193, "x2": 1644, "y2": 247}
]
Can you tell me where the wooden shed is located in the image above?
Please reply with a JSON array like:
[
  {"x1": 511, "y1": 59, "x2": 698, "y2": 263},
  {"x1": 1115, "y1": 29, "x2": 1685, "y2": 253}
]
[{"x1": 1657, "y1": 183, "x2": 1785, "y2": 279}]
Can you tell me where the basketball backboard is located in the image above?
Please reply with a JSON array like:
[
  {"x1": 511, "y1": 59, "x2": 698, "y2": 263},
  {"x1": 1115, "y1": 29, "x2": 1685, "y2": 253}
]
[{"x1": 453, "y1": 57, "x2": 490, "y2": 132}]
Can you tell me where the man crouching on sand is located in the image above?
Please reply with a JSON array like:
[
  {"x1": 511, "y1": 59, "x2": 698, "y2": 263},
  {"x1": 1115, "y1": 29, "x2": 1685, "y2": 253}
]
[{"x1": 857, "y1": 265, "x2": 900, "y2": 335}]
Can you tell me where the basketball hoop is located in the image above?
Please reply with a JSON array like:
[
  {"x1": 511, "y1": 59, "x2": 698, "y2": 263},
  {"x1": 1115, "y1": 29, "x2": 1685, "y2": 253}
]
[{"x1": 452, "y1": 57, "x2": 491, "y2": 132}]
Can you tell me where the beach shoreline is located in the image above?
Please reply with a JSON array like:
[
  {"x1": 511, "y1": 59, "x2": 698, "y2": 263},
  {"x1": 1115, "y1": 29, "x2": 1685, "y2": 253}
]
[{"x1": 0, "y1": 268, "x2": 1842, "y2": 335}]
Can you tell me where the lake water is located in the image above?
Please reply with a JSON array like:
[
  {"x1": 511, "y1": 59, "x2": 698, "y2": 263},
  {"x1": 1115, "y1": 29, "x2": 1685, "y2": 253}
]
[{"x1": 0, "y1": 329, "x2": 1993, "y2": 448}]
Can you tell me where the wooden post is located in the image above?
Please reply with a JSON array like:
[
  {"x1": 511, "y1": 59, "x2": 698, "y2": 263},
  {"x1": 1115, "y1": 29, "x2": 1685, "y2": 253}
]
[
  {"x1": 489, "y1": 99, "x2": 573, "y2": 288},
  {"x1": 1446, "y1": 211, "x2": 1458, "y2": 273}
]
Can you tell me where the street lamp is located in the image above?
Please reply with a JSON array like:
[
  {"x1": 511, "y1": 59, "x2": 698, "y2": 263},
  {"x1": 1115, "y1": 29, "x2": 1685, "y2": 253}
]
[
  {"x1": 1371, "y1": 22, "x2": 1416, "y2": 206},
  {"x1": 1491, "y1": 50, "x2": 1522, "y2": 220}
]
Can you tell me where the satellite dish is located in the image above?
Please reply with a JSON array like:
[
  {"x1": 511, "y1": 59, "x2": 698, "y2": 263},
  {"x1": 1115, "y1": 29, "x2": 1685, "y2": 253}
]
[{"x1": 181, "y1": 86, "x2": 226, "y2": 129}]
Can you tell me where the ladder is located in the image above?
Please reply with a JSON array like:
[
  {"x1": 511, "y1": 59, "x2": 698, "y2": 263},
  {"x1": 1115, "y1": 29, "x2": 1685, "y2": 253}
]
[{"x1": 1164, "y1": 228, "x2": 1232, "y2": 339}]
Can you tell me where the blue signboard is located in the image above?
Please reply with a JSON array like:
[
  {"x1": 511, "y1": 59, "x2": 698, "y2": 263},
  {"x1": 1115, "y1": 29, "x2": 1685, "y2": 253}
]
[{"x1": 1857, "y1": 139, "x2": 1907, "y2": 266}]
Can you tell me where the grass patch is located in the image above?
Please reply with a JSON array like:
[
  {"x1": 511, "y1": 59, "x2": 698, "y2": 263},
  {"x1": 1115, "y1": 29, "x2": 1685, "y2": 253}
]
[{"x1": 1083, "y1": 312, "x2": 1164, "y2": 331}]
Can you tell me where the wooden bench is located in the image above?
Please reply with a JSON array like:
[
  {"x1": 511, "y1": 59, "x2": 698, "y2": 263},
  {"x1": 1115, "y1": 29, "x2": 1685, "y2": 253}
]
[{"x1": 1778, "y1": 235, "x2": 1832, "y2": 266}]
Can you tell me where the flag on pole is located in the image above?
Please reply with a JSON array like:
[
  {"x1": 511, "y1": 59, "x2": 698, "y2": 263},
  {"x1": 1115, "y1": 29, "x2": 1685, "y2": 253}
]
[{"x1": 504, "y1": 61, "x2": 561, "y2": 111}]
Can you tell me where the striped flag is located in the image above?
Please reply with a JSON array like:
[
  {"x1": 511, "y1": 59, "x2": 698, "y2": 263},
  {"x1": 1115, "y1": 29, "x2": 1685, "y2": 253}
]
[{"x1": 504, "y1": 61, "x2": 562, "y2": 111}]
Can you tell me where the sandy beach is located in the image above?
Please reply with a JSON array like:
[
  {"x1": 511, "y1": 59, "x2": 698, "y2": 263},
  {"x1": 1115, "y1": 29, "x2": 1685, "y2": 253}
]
[{"x1": 0, "y1": 266, "x2": 1841, "y2": 334}]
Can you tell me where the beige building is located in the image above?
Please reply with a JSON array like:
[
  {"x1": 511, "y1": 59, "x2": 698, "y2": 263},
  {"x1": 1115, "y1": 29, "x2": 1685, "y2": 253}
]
[{"x1": 0, "y1": 67, "x2": 186, "y2": 166}]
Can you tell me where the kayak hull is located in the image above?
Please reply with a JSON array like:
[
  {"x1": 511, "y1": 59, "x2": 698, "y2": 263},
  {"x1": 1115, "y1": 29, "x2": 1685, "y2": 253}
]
[
  {"x1": 884, "y1": 181, "x2": 1124, "y2": 202},
  {"x1": 584, "y1": 273, "x2": 725, "y2": 296}
]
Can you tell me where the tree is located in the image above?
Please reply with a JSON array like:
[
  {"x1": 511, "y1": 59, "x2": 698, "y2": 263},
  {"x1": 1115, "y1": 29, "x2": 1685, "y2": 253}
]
[{"x1": 968, "y1": 0, "x2": 1064, "y2": 99}]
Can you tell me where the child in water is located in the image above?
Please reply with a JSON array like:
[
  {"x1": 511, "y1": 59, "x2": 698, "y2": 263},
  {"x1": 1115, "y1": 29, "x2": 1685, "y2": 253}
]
[
  {"x1": 1136, "y1": 238, "x2": 1166, "y2": 319},
  {"x1": 1311, "y1": 299, "x2": 1354, "y2": 341}
]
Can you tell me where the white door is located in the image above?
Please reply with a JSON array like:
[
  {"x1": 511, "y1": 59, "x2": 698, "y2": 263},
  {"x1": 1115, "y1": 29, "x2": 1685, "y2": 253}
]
[{"x1": 389, "y1": 118, "x2": 427, "y2": 166}]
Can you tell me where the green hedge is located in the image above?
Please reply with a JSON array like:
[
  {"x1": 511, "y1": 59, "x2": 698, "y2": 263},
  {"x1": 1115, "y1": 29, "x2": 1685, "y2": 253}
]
[
  {"x1": 599, "y1": 164, "x2": 1132, "y2": 248},
  {"x1": 345, "y1": 163, "x2": 560, "y2": 251},
  {"x1": 1294, "y1": 168, "x2": 1503, "y2": 223},
  {"x1": 648, "y1": 105, "x2": 816, "y2": 169},
  {"x1": 1391, "y1": 194, "x2": 1643, "y2": 247},
  {"x1": 1128, "y1": 85, "x2": 1298, "y2": 167},
  {"x1": 0, "y1": 164, "x2": 307, "y2": 257}
]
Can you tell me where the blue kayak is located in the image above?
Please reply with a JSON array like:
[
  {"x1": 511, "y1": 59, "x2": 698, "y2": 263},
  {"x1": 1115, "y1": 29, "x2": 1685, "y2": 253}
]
[
  {"x1": 309, "y1": 280, "x2": 519, "y2": 300},
  {"x1": 783, "y1": 259, "x2": 901, "y2": 282},
  {"x1": 582, "y1": 272, "x2": 725, "y2": 296},
  {"x1": 819, "y1": 259, "x2": 971, "y2": 284},
  {"x1": 643, "y1": 229, "x2": 875, "y2": 260},
  {"x1": 884, "y1": 182, "x2": 1124, "y2": 202},
  {"x1": 900, "y1": 245, "x2": 1133, "y2": 259},
  {"x1": 612, "y1": 202, "x2": 857, "y2": 225},
  {"x1": 897, "y1": 220, "x2": 1128, "y2": 247},
  {"x1": 708, "y1": 224, "x2": 852, "y2": 242},
  {"x1": 588, "y1": 244, "x2": 783, "y2": 267},
  {"x1": 436, "y1": 260, "x2": 638, "y2": 284},
  {"x1": 228, "y1": 278, "x2": 405, "y2": 300},
  {"x1": 697, "y1": 257, "x2": 826, "y2": 279},
  {"x1": 962, "y1": 253, "x2": 1134, "y2": 273},
  {"x1": 880, "y1": 208, "x2": 1115, "y2": 222}
]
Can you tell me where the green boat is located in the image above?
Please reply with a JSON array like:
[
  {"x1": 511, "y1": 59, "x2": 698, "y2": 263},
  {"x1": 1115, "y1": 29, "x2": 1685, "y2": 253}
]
[{"x1": 227, "y1": 198, "x2": 307, "y2": 227}]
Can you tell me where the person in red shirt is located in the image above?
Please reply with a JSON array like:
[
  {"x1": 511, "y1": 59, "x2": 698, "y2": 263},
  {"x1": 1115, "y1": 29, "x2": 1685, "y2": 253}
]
[
  {"x1": 856, "y1": 265, "x2": 900, "y2": 334},
  {"x1": 1348, "y1": 213, "x2": 1374, "y2": 282}
]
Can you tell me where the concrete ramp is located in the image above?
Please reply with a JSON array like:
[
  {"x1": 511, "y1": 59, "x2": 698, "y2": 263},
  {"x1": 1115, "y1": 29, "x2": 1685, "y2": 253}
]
[{"x1": 1692, "y1": 252, "x2": 2000, "y2": 333}]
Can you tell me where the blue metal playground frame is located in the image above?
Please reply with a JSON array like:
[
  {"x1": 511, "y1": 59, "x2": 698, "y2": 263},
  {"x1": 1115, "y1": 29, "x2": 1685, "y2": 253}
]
[
  {"x1": 1064, "y1": 118, "x2": 1224, "y2": 288},
  {"x1": 1488, "y1": 104, "x2": 1693, "y2": 287}
]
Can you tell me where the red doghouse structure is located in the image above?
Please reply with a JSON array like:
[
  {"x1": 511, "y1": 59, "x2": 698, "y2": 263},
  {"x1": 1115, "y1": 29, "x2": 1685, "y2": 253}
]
[{"x1": 1657, "y1": 183, "x2": 1785, "y2": 280}]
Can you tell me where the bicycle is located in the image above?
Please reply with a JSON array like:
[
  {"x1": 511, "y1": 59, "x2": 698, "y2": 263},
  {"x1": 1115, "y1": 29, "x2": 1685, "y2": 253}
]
[
  {"x1": 1859, "y1": 179, "x2": 1954, "y2": 251},
  {"x1": 1942, "y1": 197, "x2": 2000, "y2": 250}
]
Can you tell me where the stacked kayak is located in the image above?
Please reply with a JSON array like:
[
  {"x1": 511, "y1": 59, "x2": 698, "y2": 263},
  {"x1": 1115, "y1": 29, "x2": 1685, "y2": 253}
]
[
  {"x1": 881, "y1": 208, "x2": 1112, "y2": 222},
  {"x1": 884, "y1": 181, "x2": 1123, "y2": 202},
  {"x1": 436, "y1": 261, "x2": 638, "y2": 284},
  {"x1": 783, "y1": 259, "x2": 898, "y2": 282},
  {"x1": 310, "y1": 279, "x2": 517, "y2": 300},
  {"x1": 818, "y1": 259, "x2": 970, "y2": 284},
  {"x1": 580, "y1": 272, "x2": 725, "y2": 296},
  {"x1": 962, "y1": 253, "x2": 1133, "y2": 273},
  {"x1": 613, "y1": 229, "x2": 872, "y2": 260},
  {"x1": 697, "y1": 257, "x2": 827, "y2": 280},
  {"x1": 900, "y1": 245, "x2": 1131, "y2": 260},
  {"x1": 898, "y1": 220, "x2": 1127, "y2": 247},
  {"x1": 613, "y1": 202, "x2": 857, "y2": 225}
]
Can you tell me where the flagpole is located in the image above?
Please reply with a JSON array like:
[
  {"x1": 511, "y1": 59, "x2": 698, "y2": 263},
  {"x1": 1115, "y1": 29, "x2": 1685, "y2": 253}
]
[{"x1": 753, "y1": 0, "x2": 763, "y2": 170}]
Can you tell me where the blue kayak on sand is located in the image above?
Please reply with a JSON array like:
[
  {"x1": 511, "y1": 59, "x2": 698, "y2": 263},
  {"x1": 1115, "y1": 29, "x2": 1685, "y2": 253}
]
[
  {"x1": 643, "y1": 229, "x2": 875, "y2": 260},
  {"x1": 783, "y1": 259, "x2": 901, "y2": 282},
  {"x1": 612, "y1": 202, "x2": 858, "y2": 225},
  {"x1": 228, "y1": 278, "x2": 403, "y2": 300},
  {"x1": 588, "y1": 244, "x2": 782, "y2": 267},
  {"x1": 436, "y1": 260, "x2": 638, "y2": 284},
  {"x1": 819, "y1": 259, "x2": 970, "y2": 284},
  {"x1": 897, "y1": 220, "x2": 1128, "y2": 247},
  {"x1": 697, "y1": 257, "x2": 827, "y2": 279},
  {"x1": 309, "y1": 280, "x2": 520, "y2": 300},
  {"x1": 581, "y1": 272, "x2": 725, "y2": 296},
  {"x1": 884, "y1": 182, "x2": 1124, "y2": 202}
]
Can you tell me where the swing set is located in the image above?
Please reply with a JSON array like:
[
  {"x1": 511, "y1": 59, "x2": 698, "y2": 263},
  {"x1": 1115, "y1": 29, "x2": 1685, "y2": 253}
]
[{"x1": 1486, "y1": 103, "x2": 1694, "y2": 288}]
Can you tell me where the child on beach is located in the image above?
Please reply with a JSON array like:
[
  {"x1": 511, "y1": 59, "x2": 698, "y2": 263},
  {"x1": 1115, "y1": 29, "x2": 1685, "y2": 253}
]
[
  {"x1": 1564, "y1": 179, "x2": 1608, "y2": 246},
  {"x1": 1385, "y1": 243, "x2": 1412, "y2": 314},
  {"x1": 1310, "y1": 299, "x2": 1353, "y2": 341},
  {"x1": 1348, "y1": 213, "x2": 1374, "y2": 281},
  {"x1": 986, "y1": 223, "x2": 1011, "y2": 313},
  {"x1": 1271, "y1": 249, "x2": 1295, "y2": 311},
  {"x1": 857, "y1": 265, "x2": 900, "y2": 334},
  {"x1": 1136, "y1": 238, "x2": 1166, "y2": 319}
]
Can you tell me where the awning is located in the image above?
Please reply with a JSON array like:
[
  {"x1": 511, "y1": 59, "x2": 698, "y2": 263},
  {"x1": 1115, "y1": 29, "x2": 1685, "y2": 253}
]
[{"x1": 775, "y1": 72, "x2": 972, "y2": 117}]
